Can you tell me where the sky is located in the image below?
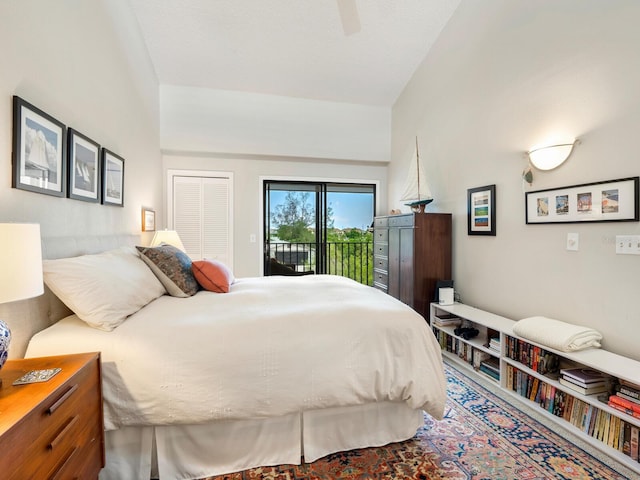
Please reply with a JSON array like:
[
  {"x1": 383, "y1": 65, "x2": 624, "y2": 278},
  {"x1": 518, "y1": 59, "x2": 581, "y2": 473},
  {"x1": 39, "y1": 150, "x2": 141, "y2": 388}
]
[{"x1": 269, "y1": 191, "x2": 374, "y2": 230}]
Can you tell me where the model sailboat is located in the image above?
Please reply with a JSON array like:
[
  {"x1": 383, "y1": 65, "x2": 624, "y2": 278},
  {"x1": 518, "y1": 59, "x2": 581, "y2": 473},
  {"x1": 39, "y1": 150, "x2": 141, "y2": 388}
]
[{"x1": 400, "y1": 137, "x2": 433, "y2": 213}]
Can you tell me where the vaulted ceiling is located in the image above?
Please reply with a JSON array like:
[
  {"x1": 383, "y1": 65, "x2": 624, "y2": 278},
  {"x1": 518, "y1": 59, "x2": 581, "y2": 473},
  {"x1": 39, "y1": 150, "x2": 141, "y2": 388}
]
[{"x1": 128, "y1": 0, "x2": 460, "y2": 107}]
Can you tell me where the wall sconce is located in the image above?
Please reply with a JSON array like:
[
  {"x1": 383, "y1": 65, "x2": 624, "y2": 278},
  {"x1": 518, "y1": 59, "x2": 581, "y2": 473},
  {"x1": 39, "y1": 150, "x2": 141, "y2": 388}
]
[{"x1": 527, "y1": 140, "x2": 579, "y2": 171}]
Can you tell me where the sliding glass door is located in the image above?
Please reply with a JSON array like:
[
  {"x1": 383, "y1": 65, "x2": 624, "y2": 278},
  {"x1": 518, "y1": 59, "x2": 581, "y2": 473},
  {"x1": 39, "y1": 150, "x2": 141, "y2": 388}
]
[{"x1": 263, "y1": 180, "x2": 375, "y2": 284}]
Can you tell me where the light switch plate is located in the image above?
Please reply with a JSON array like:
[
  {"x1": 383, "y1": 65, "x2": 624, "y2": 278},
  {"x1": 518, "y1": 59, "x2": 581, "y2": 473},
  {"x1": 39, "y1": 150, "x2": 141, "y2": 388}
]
[
  {"x1": 616, "y1": 235, "x2": 640, "y2": 255},
  {"x1": 566, "y1": 232, "x2": 579, "y2": 251}
]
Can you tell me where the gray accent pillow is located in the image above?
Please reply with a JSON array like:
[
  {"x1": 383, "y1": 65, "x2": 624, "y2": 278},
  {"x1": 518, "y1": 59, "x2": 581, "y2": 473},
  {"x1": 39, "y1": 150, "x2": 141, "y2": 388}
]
[{"x1": 136, "y1": 245, "x2": 199, "y2": 297}]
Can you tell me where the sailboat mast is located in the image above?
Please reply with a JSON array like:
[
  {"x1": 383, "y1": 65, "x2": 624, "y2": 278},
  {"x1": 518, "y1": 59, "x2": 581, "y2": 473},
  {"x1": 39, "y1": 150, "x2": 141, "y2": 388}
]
[{"x1": 415, "y1": 136, "x2": 420, "y2": 201}]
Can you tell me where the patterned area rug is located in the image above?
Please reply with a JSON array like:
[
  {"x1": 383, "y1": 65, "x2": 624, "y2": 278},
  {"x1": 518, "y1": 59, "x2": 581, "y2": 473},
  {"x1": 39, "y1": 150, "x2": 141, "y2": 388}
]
[{"x1": 204, "y1": 364, "x2": 630, "y2": 480}]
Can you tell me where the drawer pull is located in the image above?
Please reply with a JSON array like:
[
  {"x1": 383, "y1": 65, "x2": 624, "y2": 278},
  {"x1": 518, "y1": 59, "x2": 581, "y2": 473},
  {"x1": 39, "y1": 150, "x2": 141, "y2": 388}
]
[
  {"x1": 49, "y1": 415, "x2": 79, "y2": 450},
  {"x1": 48, "y1": 384, "x2": 79, "y2": 415},
  {"x1": 50, "y1": 445, "x2": 79, "y2": 480}
]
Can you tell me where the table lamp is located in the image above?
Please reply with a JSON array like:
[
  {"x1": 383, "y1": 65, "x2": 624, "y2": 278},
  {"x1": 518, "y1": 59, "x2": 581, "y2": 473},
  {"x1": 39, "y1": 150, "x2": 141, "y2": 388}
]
[
  {"x1": 150, "y1": 229, "x2": 186, "y2": 252},
  {"x1": 0, "y1": 223, "x2": 44, "y2": 384}
]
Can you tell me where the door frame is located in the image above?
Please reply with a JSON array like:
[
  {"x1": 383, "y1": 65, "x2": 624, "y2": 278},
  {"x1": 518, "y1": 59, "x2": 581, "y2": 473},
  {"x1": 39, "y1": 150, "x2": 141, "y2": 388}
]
[
  {"x1": 167, "y1": 169, "x2": 234, "y2": 267},
  {"x1": 259, "y1": 175, "x2": 380, "y2": 275}
]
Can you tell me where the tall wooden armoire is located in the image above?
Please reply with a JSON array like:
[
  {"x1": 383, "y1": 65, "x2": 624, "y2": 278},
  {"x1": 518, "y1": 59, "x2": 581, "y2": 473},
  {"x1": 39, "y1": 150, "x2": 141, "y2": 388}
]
[{"x1": 373, "y1": 212, "x2": 452, "y2": 321}]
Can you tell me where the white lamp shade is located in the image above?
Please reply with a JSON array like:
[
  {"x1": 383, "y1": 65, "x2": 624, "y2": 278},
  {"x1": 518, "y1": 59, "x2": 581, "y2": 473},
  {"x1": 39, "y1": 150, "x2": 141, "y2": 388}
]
[
  {"x1": 150, "y1": 230, "x2": 186, "y2": 252},
  {"x1": 0, "y1": 223, "x2": 44, "y2": 304},
  {"x1": 528, "y1": 143, "x2": 575, "y2": 171}
]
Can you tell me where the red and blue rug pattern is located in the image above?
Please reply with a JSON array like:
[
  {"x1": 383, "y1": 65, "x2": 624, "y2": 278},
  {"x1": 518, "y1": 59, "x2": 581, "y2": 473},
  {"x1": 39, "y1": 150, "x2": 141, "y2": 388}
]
[{"x1": 205, "y1": 365, "x2": 630, "y2": 479}]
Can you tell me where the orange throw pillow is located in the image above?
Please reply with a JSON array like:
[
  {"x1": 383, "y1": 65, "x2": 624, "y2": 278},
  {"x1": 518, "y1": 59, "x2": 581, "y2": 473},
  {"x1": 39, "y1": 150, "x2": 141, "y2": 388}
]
[{"x1": 192, "y1": 259, "x2": 235, "y2": 293}]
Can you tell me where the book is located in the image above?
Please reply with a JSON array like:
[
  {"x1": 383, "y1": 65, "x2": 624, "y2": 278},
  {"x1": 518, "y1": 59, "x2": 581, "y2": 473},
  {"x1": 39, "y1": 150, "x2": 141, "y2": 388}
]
[
  {"x1": 609, "y1": 394, "x2": 640, "y2": 414},
  {"x1": 608, "y1": 414, "x2": 618, "y2": 448},
  {"x1": 479, "y1": 364, "x2": 499, "y2": 381},
  {"x1": 563, "y1": 395, "x2": 574, "y2": 422},
  {"x1": 529, "y1": 377, "x2": 540, "y2": 402},
  {"x1": 608, "y1": 401, "x2": 640, "y2": 419},
  {"x1": 623, "y1": 422, "x2": 631, "y2": 455},
  {"x1": 619, "y1": 378, "x2": 640, "y2": 392},
  {"x1": 587, "y1": 408, "x2": 602, "y2": 437},
  {"x1": 616, "y1": 389, "x2": 640, "y2": 405},
  {"x1": 560, "y1": 374, "x2": 611, "y2": 389},
  {"x1": 433, "y1": 314, "x2": 462, "y2": 327},
  {"x1": 602, "y1": 412, "x2": 611, "y2": 445},
  {"x1": 631, "y1": 425, "x2": 639, "y2": 461},
  {"x1": 559, "y1": 378, "x2": 610, "y2": 396},
  {"x1": 560, "y1": 367, "x2": 613, "y2": 385}
]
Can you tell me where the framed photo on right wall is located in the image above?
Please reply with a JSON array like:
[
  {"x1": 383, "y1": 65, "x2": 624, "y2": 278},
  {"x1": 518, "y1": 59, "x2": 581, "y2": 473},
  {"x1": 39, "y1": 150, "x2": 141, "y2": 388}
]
[
  {"x1": 525, "y1": 177, "x2": 639, "y2": 224},
  {"x1": 468, "y1": 184, "x2": 496, "y2": 236}
]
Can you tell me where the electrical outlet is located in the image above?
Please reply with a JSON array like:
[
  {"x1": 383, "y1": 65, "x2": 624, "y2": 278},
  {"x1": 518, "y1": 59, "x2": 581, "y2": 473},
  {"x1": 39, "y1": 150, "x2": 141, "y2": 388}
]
[{"x1": 566, "y1": 233, "x2": 579, "y2": 251}]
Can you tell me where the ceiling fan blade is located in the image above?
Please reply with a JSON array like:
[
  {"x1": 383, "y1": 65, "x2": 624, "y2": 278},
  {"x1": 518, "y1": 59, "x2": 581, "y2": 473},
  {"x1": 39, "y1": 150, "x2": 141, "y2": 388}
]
[{"x1": 336, "y1": 0, "x2": 361, "y2": 36}]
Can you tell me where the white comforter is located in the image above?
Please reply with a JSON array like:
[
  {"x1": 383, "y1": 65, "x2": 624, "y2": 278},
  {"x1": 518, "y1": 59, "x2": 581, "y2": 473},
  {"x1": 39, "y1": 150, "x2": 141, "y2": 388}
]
[{"x1": 26, "y1": 275, "x2": 446, "y2": 430}]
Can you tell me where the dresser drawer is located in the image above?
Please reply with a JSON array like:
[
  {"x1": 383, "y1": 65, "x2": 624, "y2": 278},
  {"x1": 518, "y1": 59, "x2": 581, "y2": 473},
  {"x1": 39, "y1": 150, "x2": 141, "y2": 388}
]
[
  {"x1": 373, "y1": 282, "x2": 388, "y2": 293},
  {"x1": 374, "y1": 217, "x2": 388, "y2": 227},
  {"x1": 388, "y1": 214, "x2": 415, "y2": 227},
  {"x1": 373, "y1": 271, "x2": 388, "y2": 288},
  {"x1": 374, "y1": 227, "x2": 388, "y2": 243},
  {"x1": 374, "y1": 255, "x2": 388, "y2": 272},
  {"x1": 374, "y1": 242, "x2": 388, "y2": 257},
  {"x1": 49, "y1": 425, "x2": 103, "y2": 480}
]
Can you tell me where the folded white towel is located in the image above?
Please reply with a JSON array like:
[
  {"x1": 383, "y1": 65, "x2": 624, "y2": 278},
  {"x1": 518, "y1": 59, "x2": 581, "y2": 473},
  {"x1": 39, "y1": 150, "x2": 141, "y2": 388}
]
[{"x1": 512, "y1": 316, "x2": 602, "y2": 352}]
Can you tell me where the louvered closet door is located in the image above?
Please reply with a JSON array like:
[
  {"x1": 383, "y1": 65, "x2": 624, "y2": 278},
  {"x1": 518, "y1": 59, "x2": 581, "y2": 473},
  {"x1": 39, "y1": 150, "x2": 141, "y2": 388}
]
[{"x1": 172, "y1": 175, "x2": 231, "y2": 266}]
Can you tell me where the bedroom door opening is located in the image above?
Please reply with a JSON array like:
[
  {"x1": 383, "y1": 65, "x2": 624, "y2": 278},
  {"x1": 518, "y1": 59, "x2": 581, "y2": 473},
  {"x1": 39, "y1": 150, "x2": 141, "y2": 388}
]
[{"x1": 263, "y1": 181, "x2": 375, "y2": 285}]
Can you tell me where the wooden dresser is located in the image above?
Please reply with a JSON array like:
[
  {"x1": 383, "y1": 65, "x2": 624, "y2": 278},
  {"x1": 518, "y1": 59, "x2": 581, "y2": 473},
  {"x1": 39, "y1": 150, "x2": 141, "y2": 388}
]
[
  {"x1": 373, "y1": 212, "x2": 452, "y2": 321},
  {"x1": 0, "y1": 352, "x2": 104, "y2": 480}
]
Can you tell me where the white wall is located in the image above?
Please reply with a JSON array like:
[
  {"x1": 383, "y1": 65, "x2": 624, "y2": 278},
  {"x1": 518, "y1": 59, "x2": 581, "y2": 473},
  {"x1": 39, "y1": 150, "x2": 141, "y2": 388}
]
[
  {"x1": 392, "y1": 0, "x2": 640, "y2": 360},
  {"x1": 163, "y1": 153, "x2": 387, "y2": 277},
  {"x1": 0, "y1": 0, "x2": 162, "y2": 242},
  {"x1": 161, "y1": 85, "x2": 390, "y2": 162}
]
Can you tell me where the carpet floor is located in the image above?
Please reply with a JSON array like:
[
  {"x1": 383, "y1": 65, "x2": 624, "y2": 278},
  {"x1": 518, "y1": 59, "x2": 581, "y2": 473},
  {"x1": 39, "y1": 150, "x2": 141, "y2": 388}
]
[{"x1": 203, "y1": 364, "x2": 635, "y2": 479}]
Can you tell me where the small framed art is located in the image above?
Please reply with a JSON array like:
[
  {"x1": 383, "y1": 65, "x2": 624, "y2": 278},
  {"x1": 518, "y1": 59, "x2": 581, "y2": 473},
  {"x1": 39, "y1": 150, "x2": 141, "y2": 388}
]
[
  {"x1": 468, "y1": 184, "x2": 496, "y2": 236},
  {"x1": 68, "y1": 128, "x2": 100, "y2": 202},
  {"x1": 12, "y1": 96, "x2": 66, "y2": 197},
  {"x1": 101, "y1": 148, "x2": 125, "y2": 207},
  {"x1": 142, "y1": 208, "x2": 155, "y2": 232},
  {"x1": 525, "y1": 177, "x2": 639, "y2": 224}
]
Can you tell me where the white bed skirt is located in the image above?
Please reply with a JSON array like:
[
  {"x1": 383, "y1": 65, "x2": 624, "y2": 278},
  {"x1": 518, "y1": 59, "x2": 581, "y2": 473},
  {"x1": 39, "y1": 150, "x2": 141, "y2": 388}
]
[{"x1": 99, "y1": 402, "x2": 424, "y2": 480}]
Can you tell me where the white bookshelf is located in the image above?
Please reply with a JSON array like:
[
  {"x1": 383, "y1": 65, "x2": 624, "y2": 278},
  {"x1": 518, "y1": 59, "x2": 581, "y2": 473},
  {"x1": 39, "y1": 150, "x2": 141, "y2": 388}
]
[{"x1": 430, "y1": 302, "x2": 640, "y2": 475}]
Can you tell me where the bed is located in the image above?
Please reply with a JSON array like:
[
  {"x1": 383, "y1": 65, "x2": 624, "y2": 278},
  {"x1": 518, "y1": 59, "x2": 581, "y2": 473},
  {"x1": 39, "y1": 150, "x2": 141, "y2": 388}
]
[{"x1": 2, "y1": 235, "x2": 447, "y2": 480}]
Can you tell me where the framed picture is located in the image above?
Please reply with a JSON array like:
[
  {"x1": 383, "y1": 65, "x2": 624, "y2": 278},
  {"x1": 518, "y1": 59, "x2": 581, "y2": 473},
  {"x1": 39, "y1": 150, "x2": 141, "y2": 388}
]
[
  {"x1": 525, "y1": 177, "x2": 639, "y2": 224},
  {"x1": 468, "y1": 184, "x2": 496, "y2": 236},
  {"x1": 142, "y1": 208, "x2": 155, "y2": 232},
  {"x1": 12, "y1": 96, "x2": 66, "y2": 197},
  {"x1": 68, "y1": 128, "x2": 100, "y2": 202},
  {"x1": 101, "y1": 148, "x2": 125, "y2": 207}
]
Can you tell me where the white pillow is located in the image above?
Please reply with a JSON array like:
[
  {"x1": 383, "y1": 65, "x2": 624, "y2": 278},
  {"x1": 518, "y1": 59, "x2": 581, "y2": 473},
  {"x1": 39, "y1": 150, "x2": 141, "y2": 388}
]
[{"x1": 43, "y1": 246, "x2": 166, "y2": 331}]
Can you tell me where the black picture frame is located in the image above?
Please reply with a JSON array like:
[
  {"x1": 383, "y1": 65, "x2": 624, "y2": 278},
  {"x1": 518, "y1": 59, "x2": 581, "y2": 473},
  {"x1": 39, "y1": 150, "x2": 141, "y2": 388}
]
[
  {"x1": 12, "y1": 96, "x2": 66, "y2": 197},
  {"x1": 101, "y1": 148, "x2": 125, "y2": 207},
  {"x1": 525, "y1": 177, "x2": 639, "y2": 224},
  {"x1": 68, "y1": 128, "x2": 101, "y2": 203},
  {"x1": 468, "y1": 184, "x2": 496, "y2": 236}
]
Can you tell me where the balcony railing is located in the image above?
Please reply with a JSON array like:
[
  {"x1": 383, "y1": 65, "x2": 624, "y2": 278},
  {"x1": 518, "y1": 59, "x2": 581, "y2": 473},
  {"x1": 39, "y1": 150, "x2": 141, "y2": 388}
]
[{"x1": 268, "y1": 242, "x2": 374, "y2": 286}]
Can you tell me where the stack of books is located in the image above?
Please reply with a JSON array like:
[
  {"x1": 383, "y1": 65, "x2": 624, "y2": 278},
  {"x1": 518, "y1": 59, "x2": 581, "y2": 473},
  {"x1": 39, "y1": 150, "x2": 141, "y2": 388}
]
[
  {"x1": 488, "y1": 336, "x2": 501, "y2": 354},
  {"x1": 433, "y1": 313, "x2": 462, "y2": 328},
  {"x1": 609, "y1": 380, "x2": 640, "y2": 419},
  {"x1": 478, "y1": 356, "x2": 500, "y2": 382},
  {"x1": 558, "y1": 367, "x2": 614, "y2": 396}
]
